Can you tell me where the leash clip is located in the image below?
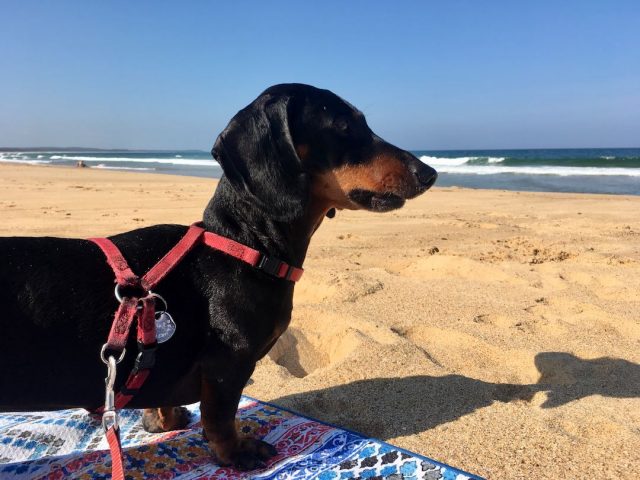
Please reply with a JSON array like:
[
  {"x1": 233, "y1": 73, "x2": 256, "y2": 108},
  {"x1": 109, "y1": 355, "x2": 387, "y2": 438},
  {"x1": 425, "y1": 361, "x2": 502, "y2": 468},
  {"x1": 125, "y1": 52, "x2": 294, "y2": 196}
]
[{"x1": 102, "y1": 353, "x2": 119, "y2": 432}]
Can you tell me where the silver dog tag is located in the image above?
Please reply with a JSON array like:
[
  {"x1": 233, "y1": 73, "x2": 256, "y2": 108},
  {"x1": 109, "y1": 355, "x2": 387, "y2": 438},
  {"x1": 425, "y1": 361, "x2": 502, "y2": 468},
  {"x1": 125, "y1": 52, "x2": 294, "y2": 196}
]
[{"x1": 155, "y1": 311, "x2": 176, "y2": 343}]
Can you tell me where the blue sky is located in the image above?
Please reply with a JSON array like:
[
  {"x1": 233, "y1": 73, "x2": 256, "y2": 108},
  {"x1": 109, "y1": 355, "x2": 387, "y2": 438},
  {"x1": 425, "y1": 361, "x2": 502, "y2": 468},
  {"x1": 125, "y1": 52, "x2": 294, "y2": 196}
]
[{"x1": 1, "y1": 1, "x2": 638, "y2": 150}]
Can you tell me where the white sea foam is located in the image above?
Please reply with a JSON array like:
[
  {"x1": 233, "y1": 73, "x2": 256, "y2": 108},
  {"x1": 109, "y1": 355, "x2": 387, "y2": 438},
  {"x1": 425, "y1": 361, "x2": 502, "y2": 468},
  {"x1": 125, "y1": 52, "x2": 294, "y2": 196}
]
[
  {"x1": 422, "y1": 163, "x2": 640, "y2": 177},
  {"x1": 0, "y1": 158, "x2": 52, "y2": 165},
  {"x1": 94, "y1": 164, "x2": 155, "y2": 171},
  {"x1": 420, "y1": 156, "x2": 472, "y2": 166},
  {"x1": 49, "y1": 155, "x2": 219, "y2": 167},
  {"x1": 420, "y1": 155, "x2": 505, "y2": 166},
  {"x1": 0, "y1": 153, "x2": 52, "y2": 165}
]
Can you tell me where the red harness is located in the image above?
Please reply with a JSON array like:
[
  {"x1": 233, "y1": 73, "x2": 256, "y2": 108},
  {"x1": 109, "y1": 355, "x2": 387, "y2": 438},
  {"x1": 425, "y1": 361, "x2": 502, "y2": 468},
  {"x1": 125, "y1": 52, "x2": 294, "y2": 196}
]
[{"x1": 88, "y1": 223, "x2": 303, "y2": 480}]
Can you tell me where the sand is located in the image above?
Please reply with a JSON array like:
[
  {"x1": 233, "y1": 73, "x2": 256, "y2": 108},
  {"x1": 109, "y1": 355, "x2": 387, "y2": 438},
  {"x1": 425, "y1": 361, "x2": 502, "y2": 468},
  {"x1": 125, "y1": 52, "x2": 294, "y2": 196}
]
[{"x1": 1, "y1": 163, "x2": 639, "y2": 479}]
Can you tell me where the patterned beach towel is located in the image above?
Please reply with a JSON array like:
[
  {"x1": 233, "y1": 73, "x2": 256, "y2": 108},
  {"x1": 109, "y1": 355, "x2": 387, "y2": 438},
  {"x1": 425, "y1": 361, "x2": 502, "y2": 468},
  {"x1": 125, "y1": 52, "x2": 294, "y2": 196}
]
[{"x1": 0, "y1": 396, "x2": 483, "y2": 479}]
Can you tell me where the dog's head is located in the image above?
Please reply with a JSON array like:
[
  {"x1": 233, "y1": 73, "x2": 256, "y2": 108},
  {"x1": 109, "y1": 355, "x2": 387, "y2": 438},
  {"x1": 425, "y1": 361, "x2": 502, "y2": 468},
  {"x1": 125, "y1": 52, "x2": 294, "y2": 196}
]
[{"x1": 212, "y1": 83, "x2": 437, "y2": 221}]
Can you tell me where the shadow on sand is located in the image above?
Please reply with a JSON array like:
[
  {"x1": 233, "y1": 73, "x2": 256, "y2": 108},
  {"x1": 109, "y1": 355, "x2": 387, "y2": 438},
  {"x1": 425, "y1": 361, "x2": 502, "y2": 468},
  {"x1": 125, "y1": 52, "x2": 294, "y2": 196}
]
[{"x1": 272, "y1": 352, "x2": 640, "y2": 440}]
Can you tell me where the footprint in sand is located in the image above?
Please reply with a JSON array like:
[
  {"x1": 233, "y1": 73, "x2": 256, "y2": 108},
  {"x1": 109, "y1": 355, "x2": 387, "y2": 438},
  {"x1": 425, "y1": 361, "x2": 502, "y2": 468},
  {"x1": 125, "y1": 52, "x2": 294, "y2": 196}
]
[
  {"x1": 521, "y1": 294, "x2": 640, "y2": 341},
  {"x1": 295, "y1": 271, "x2": 385, "y2": 305},
  {"x1": 562, "y1": 270, "x2": 638, "y2": 302},
  {"x1": 398, "y1": 325, "x2": 541, "y2": 384},
  {"x1": 400, "y1": 255, "x2": 525, "y2": 284}
]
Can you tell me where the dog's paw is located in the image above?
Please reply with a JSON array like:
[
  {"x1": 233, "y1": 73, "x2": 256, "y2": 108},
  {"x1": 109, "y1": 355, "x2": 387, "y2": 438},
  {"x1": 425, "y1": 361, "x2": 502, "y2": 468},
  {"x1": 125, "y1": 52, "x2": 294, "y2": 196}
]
[
  {"x1": 213, "y1": 438, "x2": 278, "y2": 471},
  {"x1": 142, "y1": 406, "x2": 191, "y2": 433}
]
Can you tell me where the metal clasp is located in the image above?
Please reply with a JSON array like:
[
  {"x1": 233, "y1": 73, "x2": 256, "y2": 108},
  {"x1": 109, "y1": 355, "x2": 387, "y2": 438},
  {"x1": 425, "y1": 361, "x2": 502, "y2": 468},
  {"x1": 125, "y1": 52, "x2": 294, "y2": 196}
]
[
  {"x1": 102, "y1": 409, "x2": 118, "y2": 432},
  {"x1": 114, "y1": 283, "x2": 149, "y2": 304},
  {"x1": 114, "y1": 284, "x2": 168, "y2": 312},
  {"x1": 100, "y1": 343, "x2": 126, "y2": 365},
  {"x1": 102, "y1": 351, "x2": 119, "y2": 432}
]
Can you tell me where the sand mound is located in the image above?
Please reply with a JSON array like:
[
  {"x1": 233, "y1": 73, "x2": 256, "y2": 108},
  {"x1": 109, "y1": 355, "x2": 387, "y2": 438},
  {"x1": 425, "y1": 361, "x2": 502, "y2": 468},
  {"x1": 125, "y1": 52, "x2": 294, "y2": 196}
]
[{"x1": 267, "y1": 326, "x2": 365, "y2": 378}]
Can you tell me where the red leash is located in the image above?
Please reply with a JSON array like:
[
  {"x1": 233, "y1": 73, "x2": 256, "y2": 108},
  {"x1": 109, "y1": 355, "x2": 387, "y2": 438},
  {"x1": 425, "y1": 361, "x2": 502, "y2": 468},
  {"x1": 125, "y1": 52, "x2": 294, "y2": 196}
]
[{"x1": 89, "y1": 223, "x2": 303, "y2": 479}]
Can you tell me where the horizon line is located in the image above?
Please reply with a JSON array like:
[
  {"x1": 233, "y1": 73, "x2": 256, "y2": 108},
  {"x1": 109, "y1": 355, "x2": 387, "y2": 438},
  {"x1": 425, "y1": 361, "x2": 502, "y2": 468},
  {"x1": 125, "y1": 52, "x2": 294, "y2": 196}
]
[{"x1": 2, "y1": 146, "x2": 639, "y2": 153}]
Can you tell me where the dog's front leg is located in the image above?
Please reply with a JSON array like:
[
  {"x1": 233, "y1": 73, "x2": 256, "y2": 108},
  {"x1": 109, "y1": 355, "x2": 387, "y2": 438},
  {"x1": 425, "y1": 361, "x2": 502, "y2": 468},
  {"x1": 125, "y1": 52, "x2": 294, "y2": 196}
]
[{"x1": 200, "y1": 366, "x2": 277, "y2": 470}]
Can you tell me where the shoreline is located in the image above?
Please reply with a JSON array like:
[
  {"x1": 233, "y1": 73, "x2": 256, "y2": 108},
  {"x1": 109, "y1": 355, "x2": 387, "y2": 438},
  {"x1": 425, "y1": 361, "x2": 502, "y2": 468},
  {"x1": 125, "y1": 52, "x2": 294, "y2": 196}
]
[
  {"x1": 2, "y1": 161, "x2": 640, "y2": 199},
  {"x1": 1, "y1": 164, "x2": 639, "y2": 479}
]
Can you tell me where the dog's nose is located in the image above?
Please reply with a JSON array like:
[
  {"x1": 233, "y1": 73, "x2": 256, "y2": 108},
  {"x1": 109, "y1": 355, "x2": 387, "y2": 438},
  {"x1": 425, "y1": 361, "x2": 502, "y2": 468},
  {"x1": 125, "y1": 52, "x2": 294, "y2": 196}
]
[{"x1": 410, "y1": 162, "x2": 438, "y2": 190}]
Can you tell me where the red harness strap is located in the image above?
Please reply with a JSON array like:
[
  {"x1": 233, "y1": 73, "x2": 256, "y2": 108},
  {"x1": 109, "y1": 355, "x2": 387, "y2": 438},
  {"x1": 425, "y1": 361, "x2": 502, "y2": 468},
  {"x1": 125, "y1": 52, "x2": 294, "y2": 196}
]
[
  {"x1": 202, "y1": 230, "x2": 304, "y2": 282},
  {"x1": 140, "y1": 224, "x2": 207, "y2": 291},
  {"x1": 89, "y1": 223, "x2": 303, "y2": 478},
  {"x1": 90, "y1": 237, "x2": 140, "y2": 288},
  {"x1": 90, "y1": 227, "x2": 207, "y2": 412}
]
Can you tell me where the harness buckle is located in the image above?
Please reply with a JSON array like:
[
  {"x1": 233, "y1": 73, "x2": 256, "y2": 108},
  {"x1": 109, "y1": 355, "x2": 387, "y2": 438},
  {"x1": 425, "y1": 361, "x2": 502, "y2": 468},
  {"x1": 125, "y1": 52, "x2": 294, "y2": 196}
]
[
  {"x1": 133, "y1": 342, "x2": 158, "y2": 372},
  {"x1": 257, "y1": 255, "x2": 284, "y2": 278}
]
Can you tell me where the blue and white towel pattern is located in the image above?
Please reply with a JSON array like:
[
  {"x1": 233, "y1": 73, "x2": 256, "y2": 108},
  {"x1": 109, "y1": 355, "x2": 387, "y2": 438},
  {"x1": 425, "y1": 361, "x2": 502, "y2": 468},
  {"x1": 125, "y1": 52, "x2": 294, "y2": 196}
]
[{"x1": 0, "y1": 396, "x2": 483, "y2": 479}]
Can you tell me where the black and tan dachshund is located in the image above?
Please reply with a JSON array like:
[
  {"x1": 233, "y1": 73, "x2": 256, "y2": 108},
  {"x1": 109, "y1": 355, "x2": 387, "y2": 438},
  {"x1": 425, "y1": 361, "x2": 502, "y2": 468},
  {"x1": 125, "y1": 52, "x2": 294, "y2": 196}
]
[{"x1": 0, "y1": 84, "x2": 437, "y2": 469}]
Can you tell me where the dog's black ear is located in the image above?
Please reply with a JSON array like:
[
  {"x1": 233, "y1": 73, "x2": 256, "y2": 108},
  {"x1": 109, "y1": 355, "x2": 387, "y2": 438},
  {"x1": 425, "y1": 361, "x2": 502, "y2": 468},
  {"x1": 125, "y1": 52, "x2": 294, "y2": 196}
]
[{"x1": 212, "y1": 92, "x2": 308, "y2": 222}]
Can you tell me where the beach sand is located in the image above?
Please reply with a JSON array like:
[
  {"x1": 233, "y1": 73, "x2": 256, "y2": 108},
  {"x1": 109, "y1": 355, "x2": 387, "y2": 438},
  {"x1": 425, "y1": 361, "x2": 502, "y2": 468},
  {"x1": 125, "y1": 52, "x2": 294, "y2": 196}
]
[{"x1": 1, "y1": 164, "x2": 639, "y2": 479}]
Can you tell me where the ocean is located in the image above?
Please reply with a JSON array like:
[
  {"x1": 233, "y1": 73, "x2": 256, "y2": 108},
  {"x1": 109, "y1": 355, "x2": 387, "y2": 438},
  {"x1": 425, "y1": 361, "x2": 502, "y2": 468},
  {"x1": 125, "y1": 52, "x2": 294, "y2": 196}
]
[{"x1": 1, "y1": 148, "x2": 639, "y2": 195}]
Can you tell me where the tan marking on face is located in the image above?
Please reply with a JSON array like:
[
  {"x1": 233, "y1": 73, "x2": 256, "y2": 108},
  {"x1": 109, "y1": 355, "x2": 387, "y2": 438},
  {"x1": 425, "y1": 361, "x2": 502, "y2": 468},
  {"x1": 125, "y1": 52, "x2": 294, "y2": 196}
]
[
  {"x1": 295, "y1": 144, "x2": 310, "y2": 160},
  {"x1": 311, "y1": 154, "x2": 412, "y2": 210}
]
